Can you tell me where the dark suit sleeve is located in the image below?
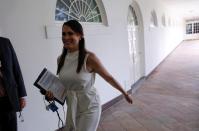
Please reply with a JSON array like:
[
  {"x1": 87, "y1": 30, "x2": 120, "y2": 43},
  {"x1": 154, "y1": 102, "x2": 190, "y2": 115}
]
[{"x1": 8, "y1": 40, "x2": 27, "y2": 98}]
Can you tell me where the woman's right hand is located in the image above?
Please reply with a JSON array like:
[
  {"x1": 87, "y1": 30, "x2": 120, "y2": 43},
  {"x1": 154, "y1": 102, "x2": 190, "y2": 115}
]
[
  {"x1": 124, "y1": 93, "x2": 133, "y2": 104},
  {"x1": 45, "y1": 91, "x2": 54, "y2": 101}
]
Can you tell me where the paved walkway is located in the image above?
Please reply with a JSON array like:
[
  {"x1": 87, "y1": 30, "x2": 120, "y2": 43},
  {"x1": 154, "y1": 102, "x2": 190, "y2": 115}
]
[{"x1": 97, "y1": 40, "x2": 199, "y2": 131}]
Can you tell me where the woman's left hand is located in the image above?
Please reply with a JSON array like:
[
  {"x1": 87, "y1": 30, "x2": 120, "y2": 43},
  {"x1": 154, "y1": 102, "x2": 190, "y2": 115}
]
[{"x1": 124, "y1": 93, "x2": 133, "y2": 104}]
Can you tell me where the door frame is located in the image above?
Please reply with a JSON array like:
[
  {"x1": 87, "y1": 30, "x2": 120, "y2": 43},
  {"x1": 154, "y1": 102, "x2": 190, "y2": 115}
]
[{"x1": 127, "y1": 1, "x2": 145, "y2": 85}]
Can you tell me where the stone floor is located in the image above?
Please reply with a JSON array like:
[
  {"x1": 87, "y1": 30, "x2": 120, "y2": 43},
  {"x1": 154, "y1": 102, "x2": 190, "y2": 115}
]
[{"x1": 97, "y1": 40, "x2": 199, "y2": 131}]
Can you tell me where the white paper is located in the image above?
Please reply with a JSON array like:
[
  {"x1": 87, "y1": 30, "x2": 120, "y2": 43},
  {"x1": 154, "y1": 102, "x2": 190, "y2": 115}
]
[{"x1": 37, "y1": 69, "x2": 66, "y2": 104}]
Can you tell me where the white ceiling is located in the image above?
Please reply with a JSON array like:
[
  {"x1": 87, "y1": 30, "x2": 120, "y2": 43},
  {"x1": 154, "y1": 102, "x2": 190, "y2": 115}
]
[{"x1": 160, "y1": 0, "x2": 199, "y2": 20}]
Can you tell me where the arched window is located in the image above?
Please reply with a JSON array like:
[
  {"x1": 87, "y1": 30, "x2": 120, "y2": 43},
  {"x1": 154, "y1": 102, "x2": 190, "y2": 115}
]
[
  {"x1": 128, "y1": 6, "x2": 138, "y2": 26},
  {"x1": 55, "y1": 0, "x2": 103, "y2": 23},
  {"x1": 150, "y1": 10, "x2": 158, "y2": 27},
  {"x1": 168, "y1": 17, "x2": 171, "y2": 27},
  {"x1": 161, "y1": 14, "x2": 166, "y2": 27}
]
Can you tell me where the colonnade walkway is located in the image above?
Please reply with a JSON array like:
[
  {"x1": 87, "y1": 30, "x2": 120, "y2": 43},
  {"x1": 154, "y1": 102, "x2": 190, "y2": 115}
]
[{"x1": 97, "y1": 40, "x2": 199, "y2": 131}]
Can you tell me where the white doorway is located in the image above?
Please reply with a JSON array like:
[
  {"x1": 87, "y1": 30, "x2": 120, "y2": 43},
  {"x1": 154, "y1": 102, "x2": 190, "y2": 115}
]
[{"x1": 127, "y1": 2, "x2": 145, "y2": 85}]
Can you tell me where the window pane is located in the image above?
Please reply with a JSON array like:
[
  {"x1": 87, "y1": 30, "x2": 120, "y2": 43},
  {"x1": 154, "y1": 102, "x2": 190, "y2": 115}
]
[
  {"x1": 162, "y1": 14, "x2": 166, "y2": 27},
  {"x1": 150, "y1": 10, "x2": 158, "y2": 27},
  {"x1": 186, "y1": 24, "x2": 192, "y2": 34},
  {"x1": 128, "y1": 6, "x2": 138, "y2": 26},
  {"x1": 55, "y1": 0, "x2": 102, "y2": 22},
  {"x1": 193, "y1": 22, "x2": 199, "y2": 34}
]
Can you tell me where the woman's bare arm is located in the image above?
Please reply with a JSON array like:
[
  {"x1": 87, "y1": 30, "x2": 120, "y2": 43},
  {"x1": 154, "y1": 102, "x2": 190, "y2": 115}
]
[{"x1": 87, "y1": 52, "x2": 133, "y2": 104}]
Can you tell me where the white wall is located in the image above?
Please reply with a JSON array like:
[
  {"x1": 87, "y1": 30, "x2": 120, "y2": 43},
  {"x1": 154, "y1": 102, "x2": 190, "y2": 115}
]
[
  {"x1": 135, "y1": 0, "x2": 184, "y2": 75},
  {"x1": 0, "y1": 0, "x2": 184, "y2": 131}
]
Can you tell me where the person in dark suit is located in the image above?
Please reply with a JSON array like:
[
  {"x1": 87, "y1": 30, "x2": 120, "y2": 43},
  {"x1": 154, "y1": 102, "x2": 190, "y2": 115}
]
[{"x1": 0, "y1": 37, "x2": 27, "y2": 131}]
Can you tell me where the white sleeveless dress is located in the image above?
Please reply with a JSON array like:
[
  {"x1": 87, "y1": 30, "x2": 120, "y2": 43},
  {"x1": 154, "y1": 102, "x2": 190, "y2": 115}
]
[{"x1": 58, "y1": 51, "x2": 101, "y2": 131}]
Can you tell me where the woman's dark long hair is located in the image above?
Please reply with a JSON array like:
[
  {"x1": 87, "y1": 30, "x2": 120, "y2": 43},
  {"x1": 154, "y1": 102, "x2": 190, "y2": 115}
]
[{"x1": 57, "y1": 20, "x2": 87, "y2": 74}]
